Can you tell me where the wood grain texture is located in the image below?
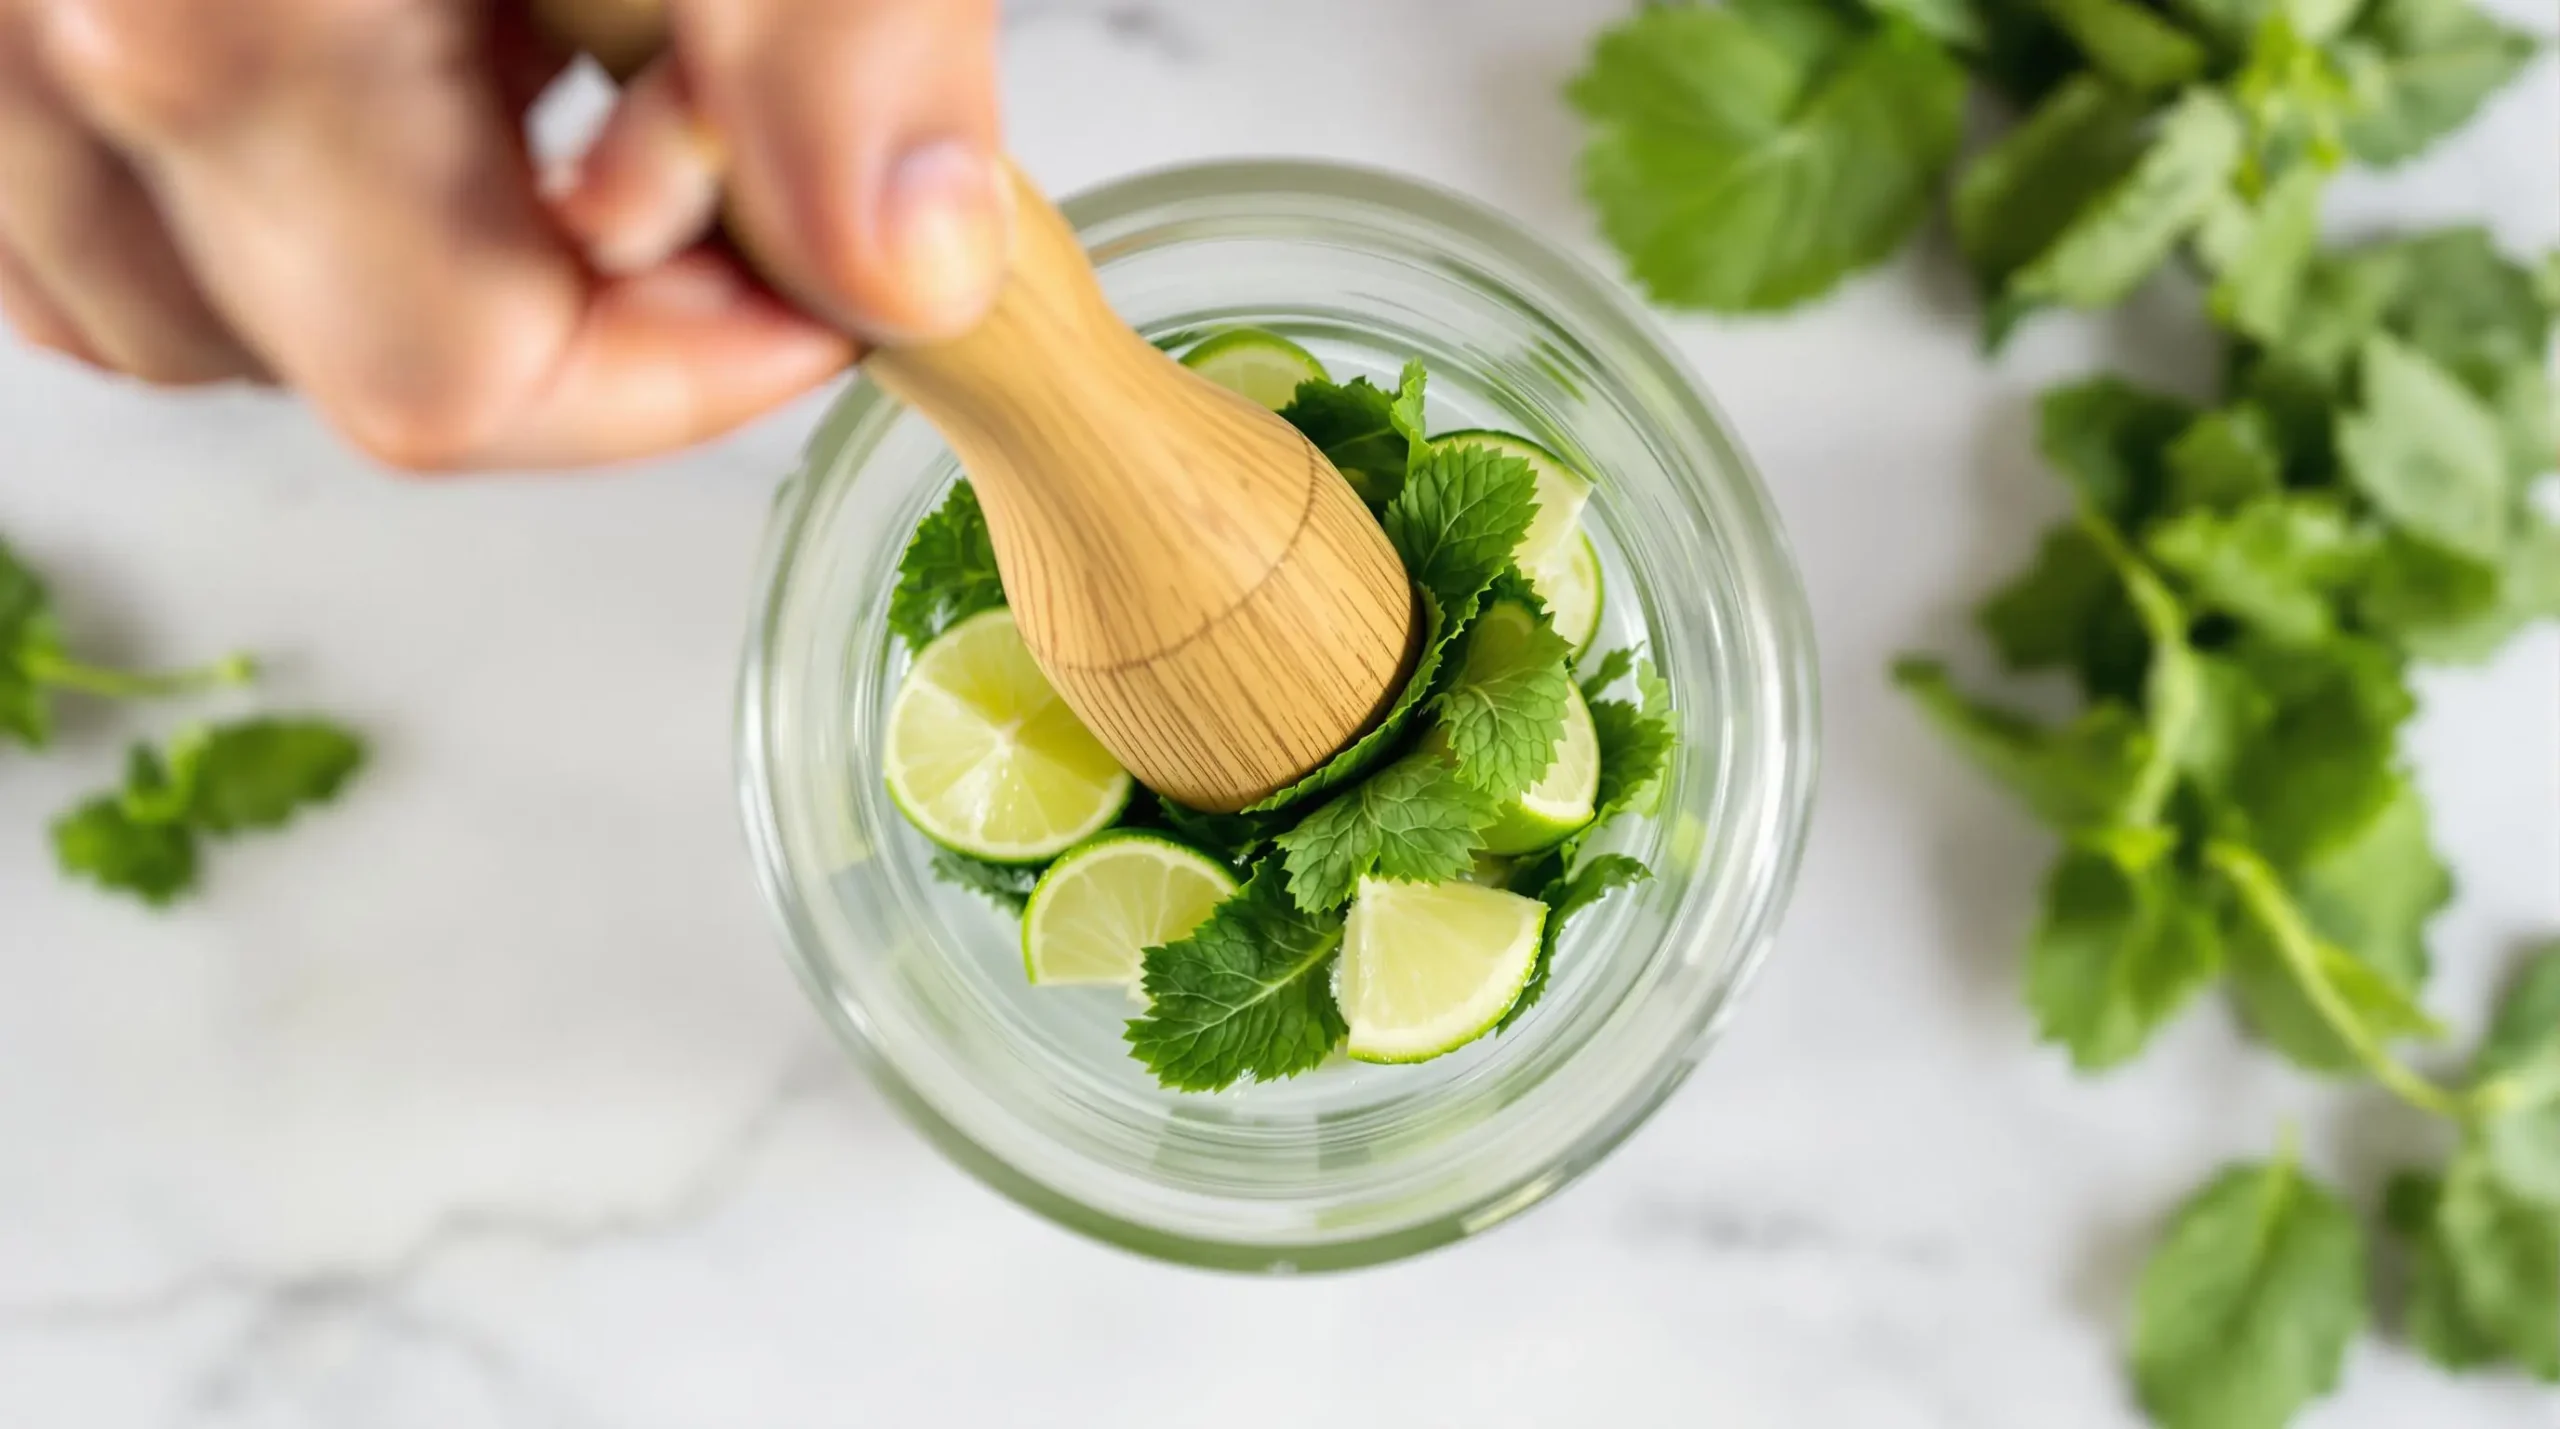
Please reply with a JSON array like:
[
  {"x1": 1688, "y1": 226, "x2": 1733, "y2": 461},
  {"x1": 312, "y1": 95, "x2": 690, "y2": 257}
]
[
  {"x1": 869, "y1": 168, "x2": 1418, "y2": 811},
  {"x1": 537, "y1": 0, "x2": 1421, "y2": 811}
]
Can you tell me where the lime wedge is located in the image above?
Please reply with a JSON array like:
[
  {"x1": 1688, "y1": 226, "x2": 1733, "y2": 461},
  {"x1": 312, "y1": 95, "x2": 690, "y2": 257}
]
[
  {"x1": 1022, "y1": 832, "x2": 1238, "y2": 986},
  {"x1": 1340, "y1": 877, "x2": 1548, "y2": 1063},
  {"x1": 1181, "y1": 328, "x2": 1328, "y2": 411},
  {"x1": 884, "y1": 609, "x2": 1132, "y2": 863},
  {"x1": 1479, "y1": 680, "x2": 1600, "y2": 856},
  {"x1": 1524, "y1": 530, "x2": 1604, "y2": 660},
  {"x1": 1434, "y1": 430, "x2": 1593, "y2": 567}
]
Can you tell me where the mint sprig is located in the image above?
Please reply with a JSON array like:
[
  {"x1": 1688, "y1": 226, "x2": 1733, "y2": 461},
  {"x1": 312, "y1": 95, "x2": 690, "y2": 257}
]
[{"x1": 53, "y1": 718, "x2": 366, "y2": 907}]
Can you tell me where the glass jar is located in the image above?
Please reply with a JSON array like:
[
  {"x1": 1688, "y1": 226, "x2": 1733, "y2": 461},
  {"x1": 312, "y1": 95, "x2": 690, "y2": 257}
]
[{"x1": 737, "y1": 160, "x2": 1818, "y2": 1271}]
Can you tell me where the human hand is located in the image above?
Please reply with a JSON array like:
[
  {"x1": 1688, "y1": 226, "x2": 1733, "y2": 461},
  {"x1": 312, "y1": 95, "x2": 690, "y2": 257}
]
[{"x1": 0, "y1": 0, "x2": 1007, "y2": 469}]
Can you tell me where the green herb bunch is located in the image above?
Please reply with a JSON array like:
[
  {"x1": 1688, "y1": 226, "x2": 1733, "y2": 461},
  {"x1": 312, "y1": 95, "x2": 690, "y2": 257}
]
[
  {"x1": 1575, "y1": 0, "x2": 2554, "y2": 1420},
  {"x1": 888, "y1": 361, "x2": 1674, "y2": 1092},
  {"x1": 4, "y1": 537, "x2": 365, "y2": 905}
]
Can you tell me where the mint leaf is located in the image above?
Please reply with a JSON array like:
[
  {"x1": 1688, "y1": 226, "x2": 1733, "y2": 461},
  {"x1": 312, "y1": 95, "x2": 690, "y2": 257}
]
[
  {"x1": 2038, "y1": 377, "x2": 2197, "y2": 532},
  {"x1": 2029, "y1": 828, "x2": 2224, "y2": 1069},
  {"x1": 1126, "y1": 863, "x2": 1348, "y2": 1091},
  {"x1": 162, "y1": 718, "x2": 366, "y2": 833},
  {"x1": 1570, "y1": 3, "x2": 1967, "y2": 312},
  {"x1": 1248, "y1": 440, "x2": 1541, "y2": 816},
  {"x1": 2288, "y1": 774, "x2": 2450, "y2": 993},
  {"x1": 2131, "y1": 1150, "x2": 2367, "y2": 1429},
  {"x1": 0, "y1": 538, "x2": 57, "y2": 747},
  {"x1": 888, "y1": 483, "x2": 1005, "y2": 653},
  {"x1": 2004, "y1": 90, "x2": 2247, "y2": 325},
  {"x1": 1383, "y1": 435, "x2": 1542, "y2": 609},
  {"x1": 48, "y1": 717, "x2": 367, "y2": 908},
  {"x1": 2348, "y1": 227, "x2": 2555, "y2": 484},
  {"x1": 1979, "y1": 525, "x2": 2130, "y2": 670},
  {"x1": 2225, "y1": 635, "x2": 2415, "y2": 866},
  {"x1": 1388, "y1": 361, "x2": 1430, "y2": 473},
  {"x1": 1859, "y1": 0, "x2": 1988, "y2": 47},
  {"x1": 1274, "y1": 751, "x2": 1495, "y2": 913},
  {"x1": 2335, "y1": 0, "x2": 2540, "y2": 168},
  {"x1": 2195, "y1": 168, "x2": 2328, "y2": 346},
  {"x1": 2472, "y1": 947, "x2": 2560, "y2": 1205},
  {"x1": 2357, "y1": 524, "x2": 2560, "y2": 662},
  {"x1": 2182, "y1": 651, "x2": 2278, "y2": 798},
  {"x1": 1894, "y1": 659, "x2": 2150, "y2": 831},
  {"x1": 2035, "y1": 0, "x2": 2209, "y2": 92},
  {"x1": 2215, "y1": 839, "x2": 2448, "y2": 1080},
  {"x1": 1500, "y1": 852, "x2": 1651, "y2": 1031},
  {"x1": 1577, "y1": 646, "x2": 1637, "y2": 702},
  {"x1": 1956, "y1": 77, "x2": 2158, "y2": 342},
  {"x1": 1280, "y1": 376, "x2": 1416, "y2": 506},
  {"x1": 2164, "y1": 405, "x2": 2287, "y2": 515},
  {"x1": 1588, "y1": 693, "x2": 1674, "y2": 833},
  {"x1": 51, "y1": 793, "x2": 198, "y2": 907},
  {"x1": 2390, "y1": 1150, "x2": 2560, "y2": 1378},
  {"x1": 2229, "y1": 10, "x2": 2358, "y2": 178},
  {"x1": 2339, "y1": 333, "x2": 2513, "y2": 562},
  {"x1": 930, "y1": 849, "x2": 1043, "y2": 916},
  {"x1": 1429, "y1": 590, "x2": 1576, "y2": 800},
  {"x1": 2147, "y1": 496, "x2": 2372, "y2": 645}
]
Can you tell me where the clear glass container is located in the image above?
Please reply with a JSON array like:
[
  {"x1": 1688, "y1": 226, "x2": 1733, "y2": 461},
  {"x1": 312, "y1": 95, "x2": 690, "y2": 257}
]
[{"x1": 737, "y1": 160, "x2": 1818, "y2": 1270}]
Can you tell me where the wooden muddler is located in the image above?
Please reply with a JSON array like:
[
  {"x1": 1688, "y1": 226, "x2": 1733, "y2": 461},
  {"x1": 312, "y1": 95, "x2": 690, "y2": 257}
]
[{"x1": 535, "y1": 3, "x2": 1419, "y2": 813}]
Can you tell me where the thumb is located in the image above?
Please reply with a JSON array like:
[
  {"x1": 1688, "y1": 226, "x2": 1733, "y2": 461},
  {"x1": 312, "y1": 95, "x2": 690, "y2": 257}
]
[{"x1": 672, "y1": 0, "x2": 1009, "y2": 343}]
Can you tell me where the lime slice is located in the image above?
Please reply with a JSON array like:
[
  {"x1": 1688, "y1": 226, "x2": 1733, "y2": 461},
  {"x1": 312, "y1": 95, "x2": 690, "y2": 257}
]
[
  {"x1": 884, "y1": 609, "x2": 1132, "y2": 863},
  {"x1": 1180, "y1": 328, "x2": 1328, "y2": 411},
  {"x1": 1524, "y1": 530, "x2": 1604, "y2": 660},
  {"x1": 1339, "y1": 877, "x2": 1548, "y2": 1064},
  {"x1": 1479, "y1": 680, "x2": 1600, "y2": 856},
  {"x1": 1434, "y1": 430, "x2": 1594, "y2": 567},
  {"x1": 1022, "y1": 832, "x2": 1238, "y2": 985}
]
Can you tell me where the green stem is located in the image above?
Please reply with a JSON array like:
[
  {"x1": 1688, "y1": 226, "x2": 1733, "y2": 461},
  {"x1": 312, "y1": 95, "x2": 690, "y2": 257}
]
[
  {"x1": 23, "y1": 649, "x2": 257, "y2": 700},
  {"x1": 2207, "y1": 841, "x2": 2472, "y2": 1124}
]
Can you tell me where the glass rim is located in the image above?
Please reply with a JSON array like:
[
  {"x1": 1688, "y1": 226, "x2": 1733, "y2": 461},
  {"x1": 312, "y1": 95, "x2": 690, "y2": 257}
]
[{"x1": 736, "y1": 157, "x2": 1821, "y2": 1271}]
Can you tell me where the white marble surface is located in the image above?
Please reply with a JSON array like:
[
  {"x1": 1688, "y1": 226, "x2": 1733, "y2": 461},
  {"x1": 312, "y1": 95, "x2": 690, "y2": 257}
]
[{"x1": 2, "y1": 2, "x2": 2555, "y2": 1424}]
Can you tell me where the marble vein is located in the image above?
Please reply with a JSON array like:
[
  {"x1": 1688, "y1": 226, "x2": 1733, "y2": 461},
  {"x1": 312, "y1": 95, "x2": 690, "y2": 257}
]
[{"x1": 0, "y1": 1047, "x2": 844, "y2": 1340}]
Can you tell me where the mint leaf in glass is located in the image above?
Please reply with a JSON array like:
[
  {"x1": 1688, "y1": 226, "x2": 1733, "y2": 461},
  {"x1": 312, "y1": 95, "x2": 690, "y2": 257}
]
[
  {"x1": 1126, "y1": 863, "x2": 1349, "y2": 1091},
  {"x1": 1274, "y1": 750, "x2": 1496, "y2": 913},
  {"x1": 887, "y1": 482, "x2": 1005, "y2": 654},
  {"x1": 1429, "y1": 588, "x2": 1576, "y2": 802}
]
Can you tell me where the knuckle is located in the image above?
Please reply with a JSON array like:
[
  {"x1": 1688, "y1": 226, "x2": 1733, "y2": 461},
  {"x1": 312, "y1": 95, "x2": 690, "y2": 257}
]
[
  {"x1": 36, "y1": 0, "x2": 430, "y2": 137},
  {"x1": 338, "y1": 394, "x2": 491, "y2": 473},
  {"x1": 333, "y1": 362, "x2": 529, "y2": 473}
]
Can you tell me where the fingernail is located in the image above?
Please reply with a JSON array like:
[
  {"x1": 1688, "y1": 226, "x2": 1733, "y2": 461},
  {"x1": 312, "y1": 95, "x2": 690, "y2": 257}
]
[{"x1": 877, "y1": 140, "x2": 1010, "y2": 339}]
